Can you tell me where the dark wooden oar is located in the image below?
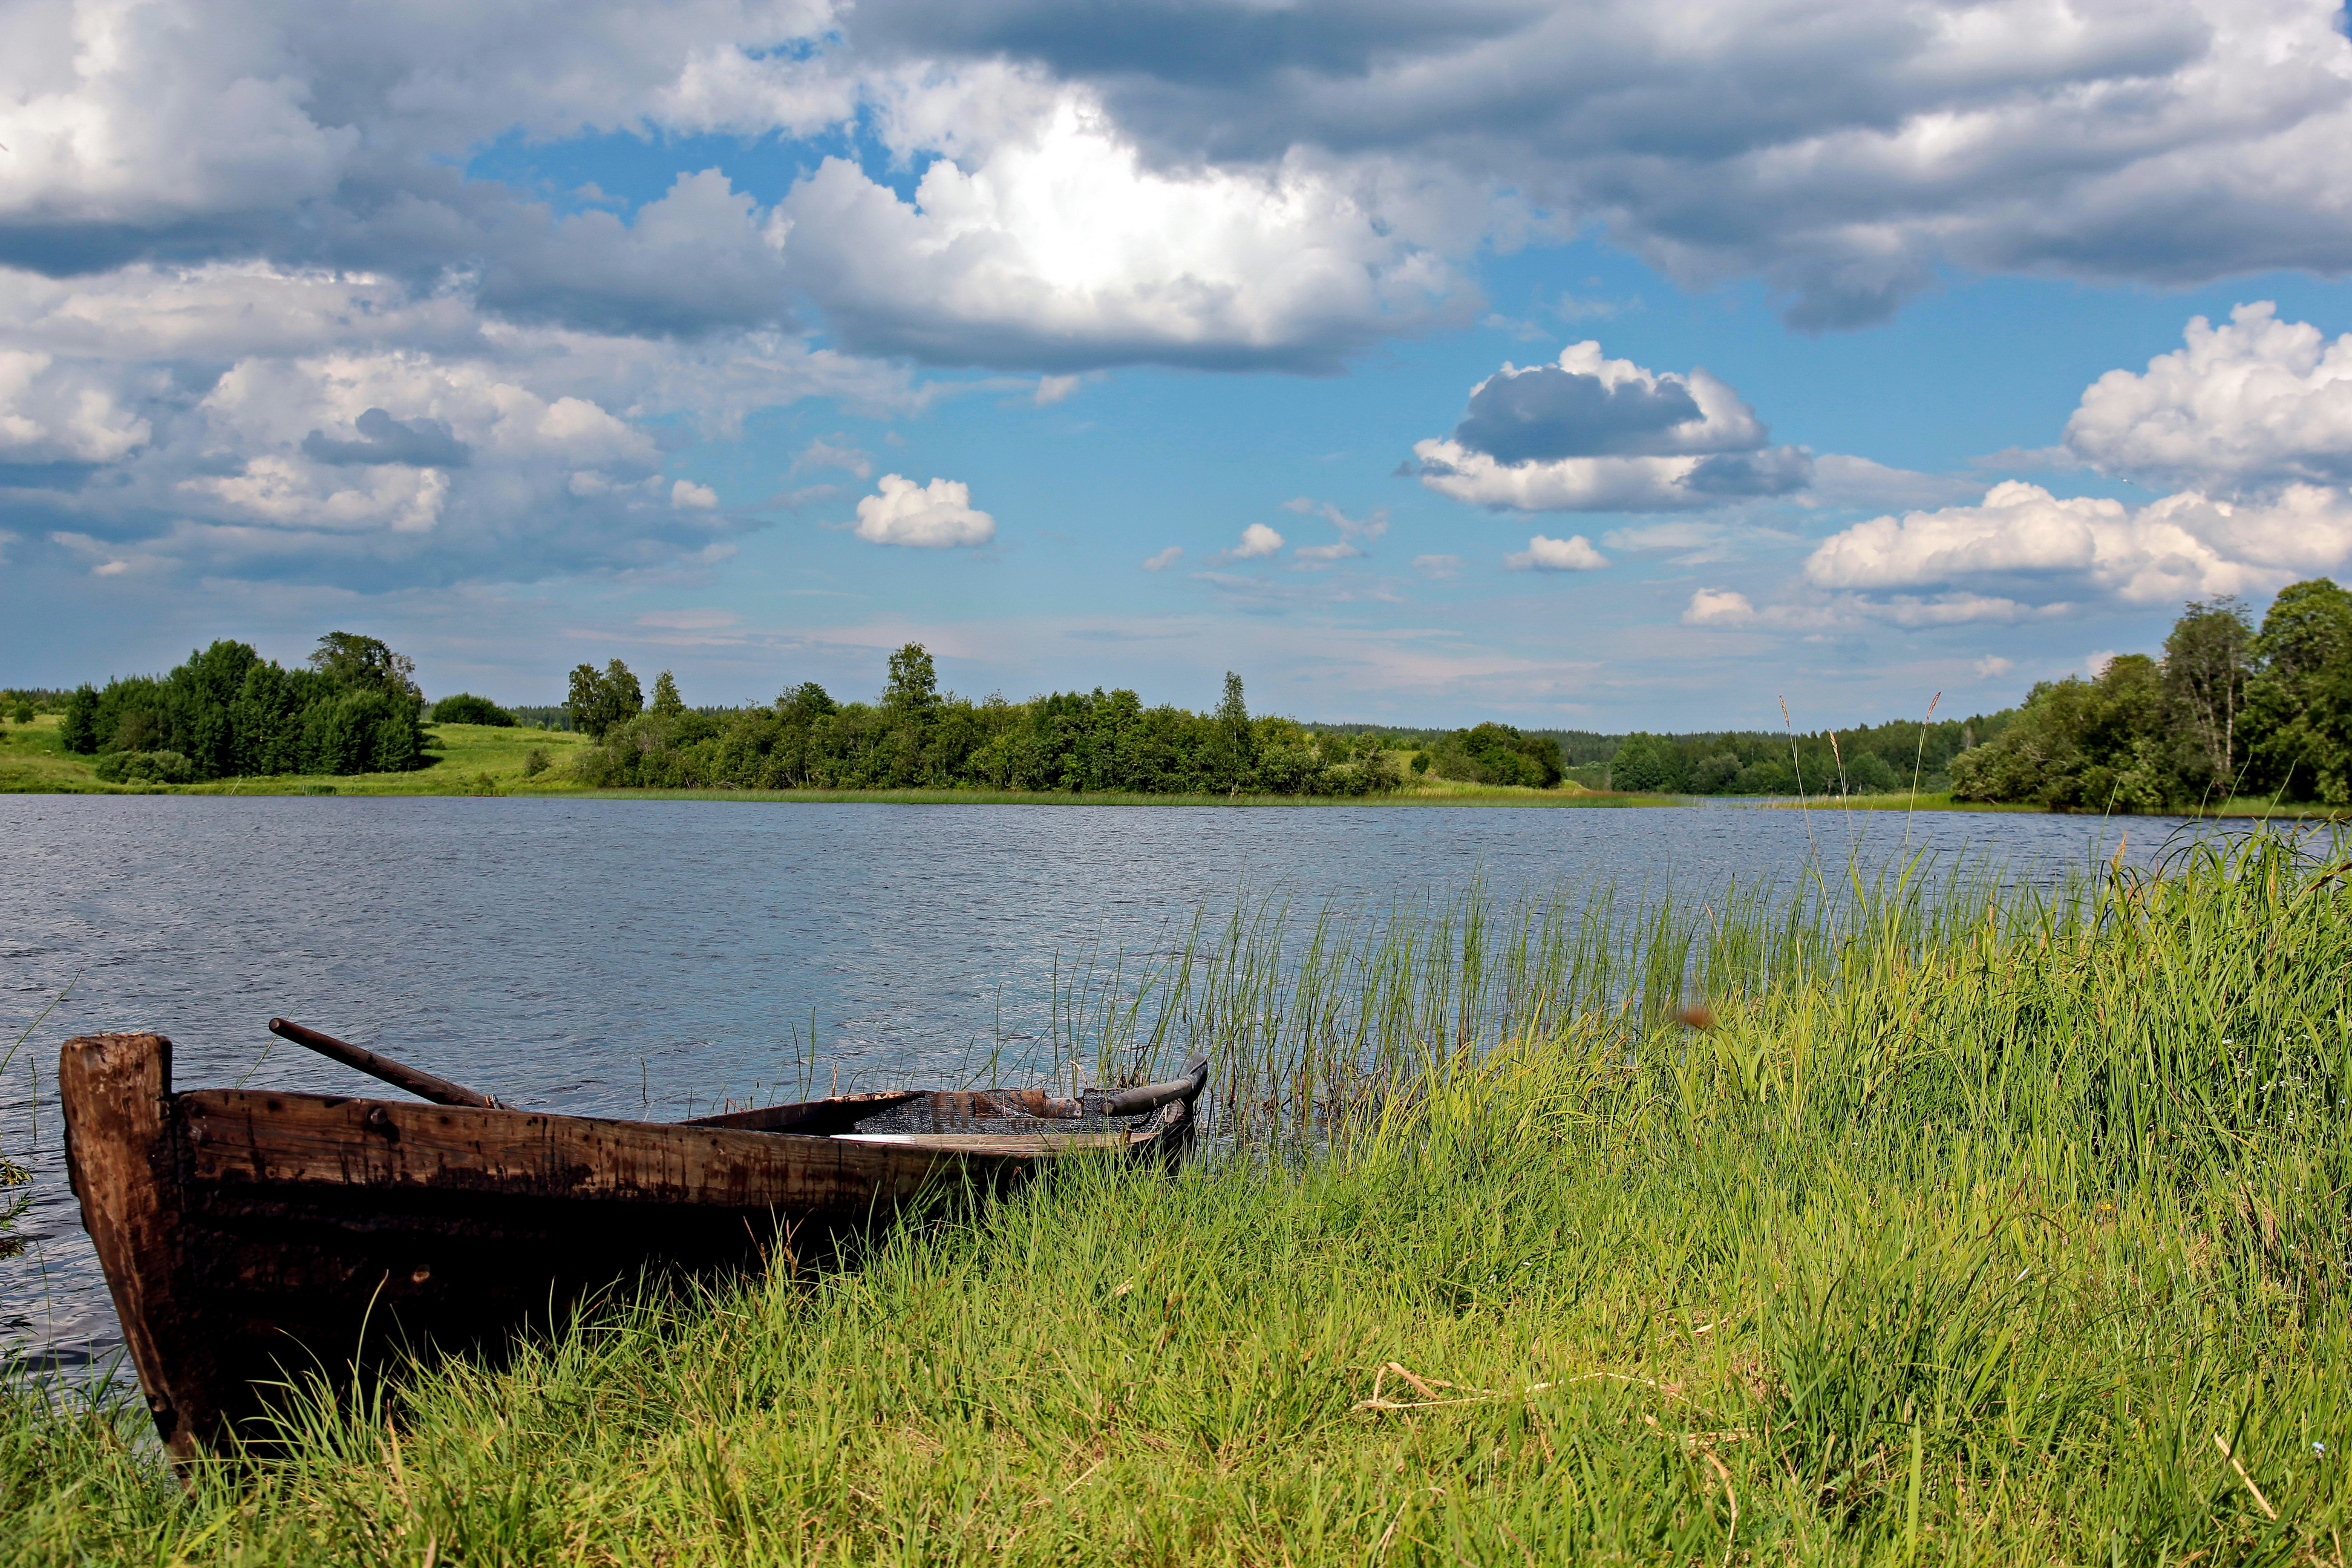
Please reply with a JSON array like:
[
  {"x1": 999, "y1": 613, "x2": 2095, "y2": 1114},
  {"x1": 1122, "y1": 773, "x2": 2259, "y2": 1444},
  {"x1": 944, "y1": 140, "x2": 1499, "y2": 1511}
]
[{"x1": 267, "y1": 1018, "x2": 505, "y2": 1109}]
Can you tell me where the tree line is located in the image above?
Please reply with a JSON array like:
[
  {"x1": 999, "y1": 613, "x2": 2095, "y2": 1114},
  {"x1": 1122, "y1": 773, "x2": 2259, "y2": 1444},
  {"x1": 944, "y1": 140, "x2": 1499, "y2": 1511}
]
[
  {"x1": 1318, "y1": 714, "x2": 2008, "y2": 796},
  {"x1": 566, "y1": 647, "x2": 1416, "y2": 796},
  {"x1": 64, "y1": 590, "x2": 2352, "y2": 809},
  {"x1": 1947, "y1": 580, "x2": 2352, "y2": 809}
]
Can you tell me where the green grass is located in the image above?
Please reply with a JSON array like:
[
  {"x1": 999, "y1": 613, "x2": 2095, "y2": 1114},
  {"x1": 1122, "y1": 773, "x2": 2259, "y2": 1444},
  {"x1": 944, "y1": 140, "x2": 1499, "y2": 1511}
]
[
  {"x1": 8, "y1": 834, "x2": 2351, "y2": 1562},
  {"x1": 1763, "y1": 789, "x2": 2347, "y2": 819}
]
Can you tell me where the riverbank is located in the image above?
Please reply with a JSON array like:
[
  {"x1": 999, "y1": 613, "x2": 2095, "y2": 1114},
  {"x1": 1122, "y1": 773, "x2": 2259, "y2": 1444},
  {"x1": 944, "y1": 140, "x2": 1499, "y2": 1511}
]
[
  {"x1": 0, "y1": 718, "x2": 1675, "y2": 806},
  {"x1": 7, "y1": 834, "x2": 2348, "y2": 1563},
  {"x1": 1759, "y1": 788, "x2": 2345, "y2": 820}
]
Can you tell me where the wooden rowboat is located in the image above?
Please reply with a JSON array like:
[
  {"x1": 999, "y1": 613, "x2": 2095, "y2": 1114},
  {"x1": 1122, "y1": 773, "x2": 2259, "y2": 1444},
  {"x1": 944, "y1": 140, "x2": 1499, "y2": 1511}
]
[{"x1": 60, "y1": 1023, "x2": 1210, "y2": 1460}]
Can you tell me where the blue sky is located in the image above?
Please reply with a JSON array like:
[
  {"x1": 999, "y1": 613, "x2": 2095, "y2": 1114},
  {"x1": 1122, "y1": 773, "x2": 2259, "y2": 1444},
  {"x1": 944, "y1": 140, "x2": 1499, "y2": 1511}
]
[{"x1": 7, "y1": 0, "x2": 2352, "y2": 731}]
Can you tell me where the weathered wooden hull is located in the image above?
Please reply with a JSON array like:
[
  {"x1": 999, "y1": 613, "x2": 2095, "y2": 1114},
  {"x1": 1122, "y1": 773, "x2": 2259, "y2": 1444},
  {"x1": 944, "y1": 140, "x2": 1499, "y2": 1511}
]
[{"x1": 59, "y1": 1032, "x2": 1204, "y2": 1460}]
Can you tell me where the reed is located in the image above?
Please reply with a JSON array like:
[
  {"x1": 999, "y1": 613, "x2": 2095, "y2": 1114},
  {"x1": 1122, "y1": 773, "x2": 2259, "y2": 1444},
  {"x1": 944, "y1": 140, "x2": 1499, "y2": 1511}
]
[{"x1": 5, "y1": 831, "x2": 2349, "y2": 1563}]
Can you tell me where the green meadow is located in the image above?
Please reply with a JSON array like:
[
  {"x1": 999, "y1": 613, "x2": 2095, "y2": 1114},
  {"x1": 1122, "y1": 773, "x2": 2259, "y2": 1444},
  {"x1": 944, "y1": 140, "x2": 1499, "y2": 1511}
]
[{"x1": 7, "y1": 833, "x2": 2351, "y2": 1563}]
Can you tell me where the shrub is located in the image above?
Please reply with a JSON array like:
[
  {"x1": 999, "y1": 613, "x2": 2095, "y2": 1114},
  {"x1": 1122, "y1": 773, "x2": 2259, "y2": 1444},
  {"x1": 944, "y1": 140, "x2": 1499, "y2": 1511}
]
[
  {"x1": 522, "y1": 748, "x2": 549, "y2": 777},
  {"x1": 431, "y1": 693, "x2": 517, "y2": 727},
  {"x1": 92, "y1": 750, "x2": 195, "y2": 785}
]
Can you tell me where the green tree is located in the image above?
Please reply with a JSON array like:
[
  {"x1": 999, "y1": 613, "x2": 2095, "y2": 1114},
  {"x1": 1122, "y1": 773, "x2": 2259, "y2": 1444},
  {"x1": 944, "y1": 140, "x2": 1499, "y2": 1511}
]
[
  {"x1": 1609, "y1": 733, "x2": 1684, "y2": 793},
  {"x1": 650, "y1": 671, "x2": 685, "y2": 718},
  {"x1": 1950, "y1": 655, "x2": 2172, "y2": 809},
  {"x1": 2244, "y1": 578, "x2": 2352, "y2": 803},
  {"x1": 883, "y1": 644, "x2": 940, "y2": 718},
  {"x1": 309, "y1": 632, "x2": 419, "y2": 697},
  {"x1": 59, "y1": 684, "x2": 99, "y2": 753},
  {"x1": 1209, "y1": 671, "x2": 1255, "y2": 789},
  {"x1": 2162, "y1": 596, "x2": 2255, "y2": 799},
  {"x1": 567, "y1": 659, "x2": 644, "y2": 739}
]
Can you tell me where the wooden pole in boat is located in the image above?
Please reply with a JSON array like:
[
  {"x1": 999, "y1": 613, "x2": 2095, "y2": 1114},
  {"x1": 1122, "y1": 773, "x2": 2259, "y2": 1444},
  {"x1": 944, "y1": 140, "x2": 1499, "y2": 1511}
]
[{"x1": 266, "y1": 1018, "x2": 506, "y2": 1109}]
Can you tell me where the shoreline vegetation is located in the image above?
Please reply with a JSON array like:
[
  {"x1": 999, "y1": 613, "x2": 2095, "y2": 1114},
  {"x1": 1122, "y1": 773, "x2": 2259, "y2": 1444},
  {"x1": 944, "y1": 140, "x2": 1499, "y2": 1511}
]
[
  {"x1": 0, "y1": 714, "x2": 2333, "y2": 815},
  {"x1": 13, "y1": 580, "x2": 2352, "y2": 817},
  {"x1": 8, "y1": 834, "x2": 2351, "y2": 1560}
]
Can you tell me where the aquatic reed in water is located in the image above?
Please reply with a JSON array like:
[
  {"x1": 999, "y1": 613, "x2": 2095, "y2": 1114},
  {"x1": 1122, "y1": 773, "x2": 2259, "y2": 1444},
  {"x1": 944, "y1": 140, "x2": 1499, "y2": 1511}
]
[{"x1": 5, "y1": 831, "x2": 2348, "y2": 1563}]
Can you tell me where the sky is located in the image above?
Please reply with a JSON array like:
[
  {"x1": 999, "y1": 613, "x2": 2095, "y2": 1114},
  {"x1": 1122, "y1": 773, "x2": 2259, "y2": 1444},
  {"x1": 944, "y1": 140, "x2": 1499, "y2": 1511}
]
[{"x1": 5, "y1": 0, "x2": 2352, "y2": 732}]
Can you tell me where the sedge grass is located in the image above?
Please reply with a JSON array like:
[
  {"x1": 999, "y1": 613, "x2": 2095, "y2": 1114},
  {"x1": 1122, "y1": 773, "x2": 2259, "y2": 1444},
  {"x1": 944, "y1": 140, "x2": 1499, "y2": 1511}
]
[{"x1": 6, "y1": 832, "x2": 2351, "y2": 1563}]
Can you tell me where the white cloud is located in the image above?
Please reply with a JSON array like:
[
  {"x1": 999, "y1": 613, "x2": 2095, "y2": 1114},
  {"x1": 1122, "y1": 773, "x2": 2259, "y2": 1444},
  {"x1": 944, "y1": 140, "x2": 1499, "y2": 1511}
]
[
  {"x1": 774, "y1": 79, "x2": 1468, "y2": 369},
  {"x1": 1682, "y1": 587, "x2": 1758, "y2": 627},
  {"x1": 11, "y1": 0, "x2": 2352, "y2": 371},
  {"x1": 1141, "y1": 545, "x2": 1182, "y2": 571},
  {"x1": 0, "y1": 261, "x2": 909, "y2": 588},
  {"x1": 0, "y1": 348, "x2": 149, "y2": 462},
  {"x1": 1805, "y1": 479, "x2": 2352, "y2": 607},
  {"x1": 1973, "y1": 656, "x2": 2015, "y2": 679},
  {"x1": 1681, "y1": 585, "x2": 2048, "y2": 630},
  {"x1": 1505, "y1": 534, "x2": 1609, "y2": 572},
  {"x1": 1034, "y1": 374, "x2": 1081, "y2": 405},
  {"x1": 851, "y1": 473, "x2": 996, "y2": 547},
  {"x1": 1412, "y1": 554, "x2": 1464, "y2": 580},
  {"x1": 2064, "y1": 302, "x2": 2352, "y2": 492},
  {"x1": 979, "y1": 0, "x2": 2352, "y2": 330},
  {"x1": 1231, "y1": 522, "x2": 1284, "y2": 560},
  {"x1": 1413, "y1": 341, "x2": 1812, "y2": 512},
  {"x1": 671, "y1": 479, "x2": 720, "y2": 509}
]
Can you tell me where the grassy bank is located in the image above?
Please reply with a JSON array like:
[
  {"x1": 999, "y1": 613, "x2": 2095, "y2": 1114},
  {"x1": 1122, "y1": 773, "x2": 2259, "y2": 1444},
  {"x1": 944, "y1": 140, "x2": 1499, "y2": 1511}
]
[
  {"x1": 1762, "y1": 788, "x2": 2347, "y2": 820},
  {"x1": 8, "y1": 835, "x2": 2352, "y2": 1562},
  {"x1": 0, "y1": 719, "x2": 1674, "y2": 805}
]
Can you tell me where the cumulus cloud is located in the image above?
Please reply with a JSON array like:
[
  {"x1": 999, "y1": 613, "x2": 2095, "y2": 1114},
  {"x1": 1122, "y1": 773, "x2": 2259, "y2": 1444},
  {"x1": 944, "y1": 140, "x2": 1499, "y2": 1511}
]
[
  {"x1": 776, "y1": 81, "x2": 1469, "y2": 370},
  {"x1": 11, "y1": 0, "x2": 2352, "y2": 364},
  {"x1": 1227, "y1": 522, "x2": 1284, "y2": 560},
  {"x1": 1791, "y1": 304, "x2": 2352, "y2": 617},
  {"x1": 1141, "y1": 544, "x2": 1181, "y2": 570},
  {"x1": 1412, "y1": 341, "x2": 1812, "y2": 512},
  {"x1": 671, "y1": 479, "x2": 720, "y2": 509},
  {"x1": 1682, "y1": 587, "x2": 1759, "y2": 627},
  {"x1": 852, "y1": 473, "x2": 996, "y2": 547},
  {"x1": 0, "y1": 262, "x2": 898, "y2": 589},
  {"x1": 1504, "y1": 533, "x2": 1609, "y2": 572},
  {"x1": 2064, "y1": 302, "x2": 2352, "y2": 492},
  {"x1": 1802, "y1": 479, "x2": 2352, "y2": 607},
  {"x1": 0, "y1": 348, "x2": 149, "y2": 461},
  {"x1": 843, "y1": 0, "x2": 2352, "y2": 331}
]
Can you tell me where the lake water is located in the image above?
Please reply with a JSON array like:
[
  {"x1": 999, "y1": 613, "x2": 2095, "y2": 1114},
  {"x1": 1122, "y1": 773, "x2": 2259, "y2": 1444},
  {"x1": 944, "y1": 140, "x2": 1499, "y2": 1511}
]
[{"x1": 0, "y1": 794, "x2": 2235, "y2": 1373}]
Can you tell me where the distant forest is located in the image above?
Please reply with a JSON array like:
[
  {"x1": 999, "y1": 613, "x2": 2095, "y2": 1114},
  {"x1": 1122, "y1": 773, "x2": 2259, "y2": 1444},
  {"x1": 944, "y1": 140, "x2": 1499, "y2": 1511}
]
[{"x1": 28, "y1": 575, "x2": 2352, "y2": 807}]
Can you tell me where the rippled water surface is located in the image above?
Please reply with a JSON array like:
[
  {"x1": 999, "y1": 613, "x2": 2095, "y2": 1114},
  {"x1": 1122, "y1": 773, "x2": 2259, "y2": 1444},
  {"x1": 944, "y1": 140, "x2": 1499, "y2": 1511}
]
[{"x1": 0, "y1": 794, "x2": 2218, "y2": 1370}]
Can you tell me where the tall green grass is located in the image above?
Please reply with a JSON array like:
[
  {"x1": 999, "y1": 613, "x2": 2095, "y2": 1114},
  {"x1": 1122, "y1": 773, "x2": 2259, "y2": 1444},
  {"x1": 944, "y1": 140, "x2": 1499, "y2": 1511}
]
[{"x1": 6, "y1": 833, "x2": 2349, "y2": 1563}]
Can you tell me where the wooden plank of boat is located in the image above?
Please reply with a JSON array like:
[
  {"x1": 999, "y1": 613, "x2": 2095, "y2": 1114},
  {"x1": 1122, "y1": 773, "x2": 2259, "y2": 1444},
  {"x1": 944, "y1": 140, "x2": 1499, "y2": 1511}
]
[{"x1": 59, "y1": 1029, "x2": 1211, "y2": 1462}]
